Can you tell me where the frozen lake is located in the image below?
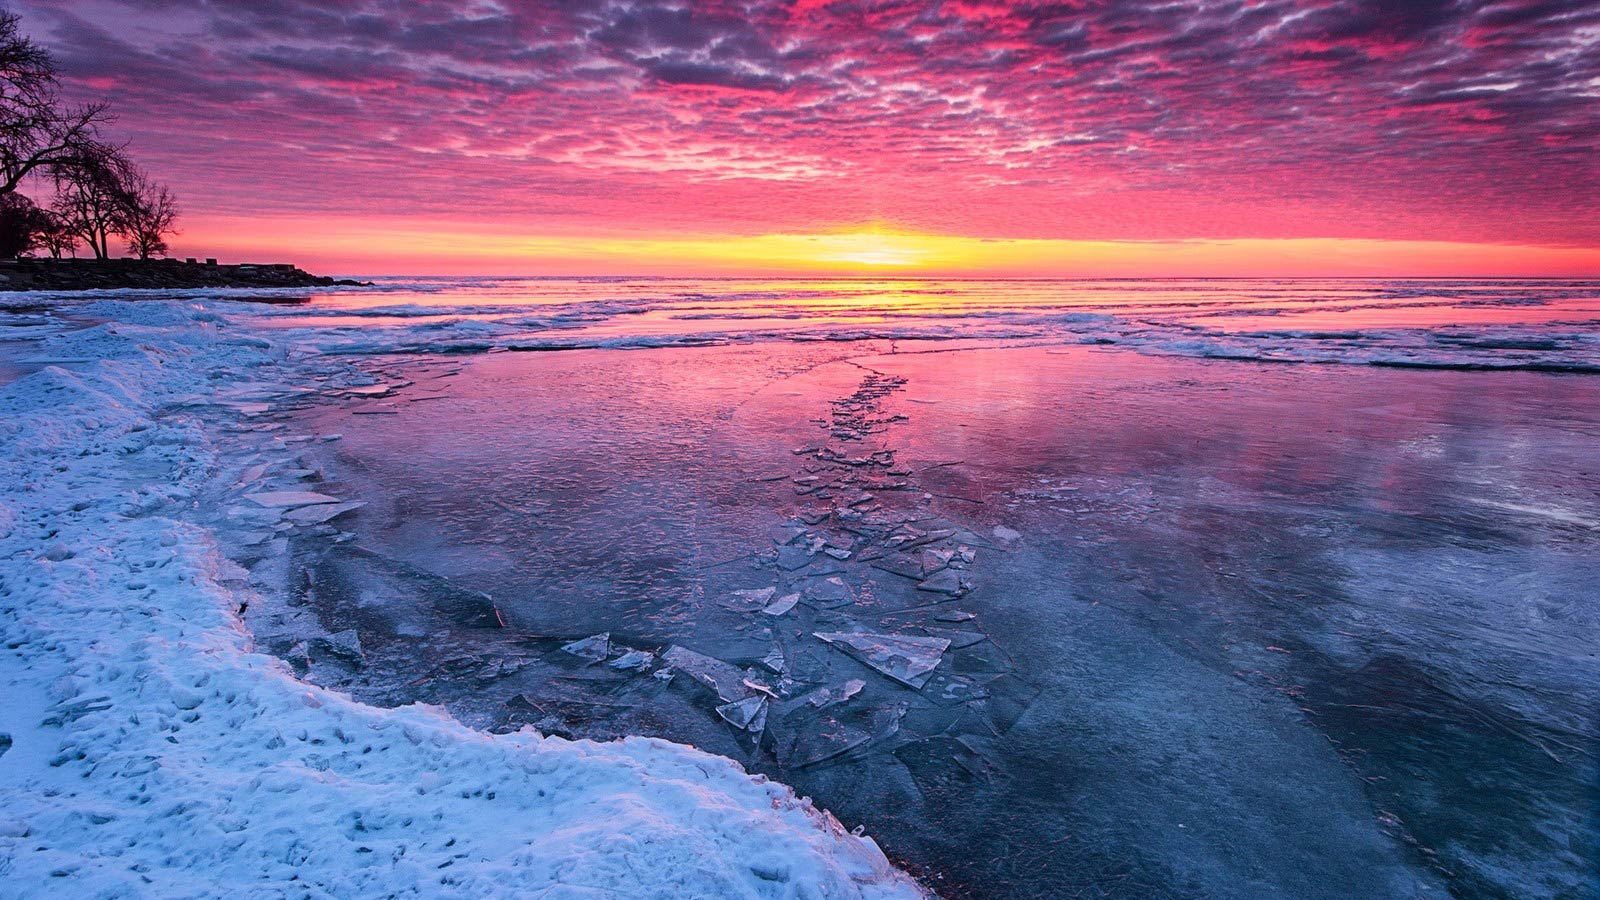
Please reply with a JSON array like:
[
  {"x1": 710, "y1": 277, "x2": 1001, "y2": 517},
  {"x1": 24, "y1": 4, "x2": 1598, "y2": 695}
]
[
  {"x1": 7, "y1": 277, "x2": 1596, "y2": 898},
  {"x1": 245, "y1": 282, "x2": 1597, "y2": 898}
]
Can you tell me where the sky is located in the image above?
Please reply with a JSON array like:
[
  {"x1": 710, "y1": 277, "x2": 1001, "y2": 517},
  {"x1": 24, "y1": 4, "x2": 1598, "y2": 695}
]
[{"x1": 17, "y1": 0, "x2": 1600, "y2": 276}]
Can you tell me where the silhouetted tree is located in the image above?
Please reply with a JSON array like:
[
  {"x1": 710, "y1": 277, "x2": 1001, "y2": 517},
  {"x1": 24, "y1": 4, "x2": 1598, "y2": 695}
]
[
  {"x1": 118, "y1": 166, "x2": 179, "y2": 259},
  {"x1": 36, "y1": 205, "x2": 73, "y2": 257},
  {"x1": 1, "y1": 9, "x2": 182, "y2": 261},
  {"x1": 0, "y1": 10, "x2": 111, "y2": 196},
  {"x1": 51, "y1": 142, "x2": 133, "y2": 259},
  {"x1": 0, "y1": 189, "x2": 48, "y2": 256}
]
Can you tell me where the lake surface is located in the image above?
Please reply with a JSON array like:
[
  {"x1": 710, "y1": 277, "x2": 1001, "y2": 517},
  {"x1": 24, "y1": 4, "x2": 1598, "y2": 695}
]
[
  {"x1": 249, "y1": 275, "x2": 1600, "y2": 371},
  {"x1": 211, "y1": 276, "x2": 1599, "y2": 899}
]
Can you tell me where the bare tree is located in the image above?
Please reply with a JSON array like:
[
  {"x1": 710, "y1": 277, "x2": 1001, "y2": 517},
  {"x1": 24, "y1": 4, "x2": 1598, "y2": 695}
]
[
  {"x1": 1, "y1": 9, "x2": 180, "y2": 262},
  {"x1": 0, "y1": 11, "x2": 111, "y2": 196},
  {"x1": 51, "y1": 142, "x2": 133, "y2": 260},
  {"x1": 118, "y1": 167, "x2": 179, "y2": 259}
]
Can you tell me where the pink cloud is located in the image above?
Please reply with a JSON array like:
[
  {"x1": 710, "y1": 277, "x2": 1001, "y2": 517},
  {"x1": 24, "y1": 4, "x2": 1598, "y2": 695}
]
[{"x1": 13, "y1": 0, "x2": 1600, "y2": 260}]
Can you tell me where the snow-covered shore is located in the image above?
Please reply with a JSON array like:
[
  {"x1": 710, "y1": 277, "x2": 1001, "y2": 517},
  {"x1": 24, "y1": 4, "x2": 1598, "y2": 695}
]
[{"x1": 0, "y1": 300, "x2": 926, "y2": 898}]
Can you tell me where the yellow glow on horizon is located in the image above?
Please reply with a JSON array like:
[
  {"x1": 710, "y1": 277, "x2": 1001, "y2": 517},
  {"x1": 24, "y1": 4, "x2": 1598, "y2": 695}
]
[
  {"x1": 173, "y1": 216, "x2": 1600, "y2": 278},
  {"x1": 796, "y1": 230, "x2": 934, "y2": 267}
]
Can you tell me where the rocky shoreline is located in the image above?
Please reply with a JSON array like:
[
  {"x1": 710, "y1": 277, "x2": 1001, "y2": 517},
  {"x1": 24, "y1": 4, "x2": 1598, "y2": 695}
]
[{"x1": 0, "y1": 257, "x2": 368, "y2": 292}]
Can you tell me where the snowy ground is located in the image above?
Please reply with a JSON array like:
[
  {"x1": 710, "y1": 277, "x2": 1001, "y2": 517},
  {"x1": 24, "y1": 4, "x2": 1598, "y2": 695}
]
[{"x1": 0, "y1": 298, "x2": 925, "y2": 898}]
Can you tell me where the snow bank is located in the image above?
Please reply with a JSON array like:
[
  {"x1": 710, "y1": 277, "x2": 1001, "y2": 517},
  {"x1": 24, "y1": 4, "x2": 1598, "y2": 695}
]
[{"x1": 0, "y1": 302, "x2": 926, "y2": 898}]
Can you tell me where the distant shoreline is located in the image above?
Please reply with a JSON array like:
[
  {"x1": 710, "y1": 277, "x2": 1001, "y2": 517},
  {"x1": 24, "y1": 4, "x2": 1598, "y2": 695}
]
[{"x1": 0, "y1": 257, "x2": 369, "y2": 292}]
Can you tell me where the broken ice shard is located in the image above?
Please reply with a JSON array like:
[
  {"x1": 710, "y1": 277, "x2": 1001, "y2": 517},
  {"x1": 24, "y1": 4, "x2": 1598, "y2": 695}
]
[
  {"x1": 776, "y1": 545, "x2": 813, "y2": 571},
  {"x1": 805, "y1": 576, "x2": 855, "y2": 608},
  {"x1": 813, "y1": 632, "x2": 951, "y2": 689},
  {"x1": 716, "y1": 695, "x2": 769, "y2": 733},
  {"x1": 742, "y1": 677, "x2": 778, "y2": 699},
  {"x1": 608, "y1": 649, "x2": 655, "y2": 671},
  {"x1": 761, "y1": 645, "x2": 787, "y2": 674},
  {"x1": 769, "y1": 523, "x2": 806, "y2": 545},
  {"x1": 801, "y1": 678, "x2": 866, "y2": 710},
  {"x1": 790, "y1": 718, "x2": 871, "y2": 767},
  {"x1": 560, "y1": 632, "x2": 610, "y2": 663},
  {"x1": 761, "y1": 592, "x2": 801, "y2": 616},
  {"x1": 916, "y1": 569, "x2": 965, "y2": 596},
  {"x1": 718, "y1": 587, "x2": 776, "y2": 612},
  {"x1": 922, "y1": 549, "x2": 954, "y2": 573},
  {"x1": 283, "y1": 500, "x2": 366, "y2": 525},
  {"x1": 244, "y1": 490, "x2": 340, "y2": 508},
  {"x1": 661, "y1": 645, "x2": 756, "y2": 704},
  {"x1": 869, "y1": 554, "x2": 924, "y2": 581},
  {"x1": 923, "y1": 628, "x2": 987, "y2": 649},
  {"x1": 310, "y1": 629, "x2": 364, "y2": 664}
]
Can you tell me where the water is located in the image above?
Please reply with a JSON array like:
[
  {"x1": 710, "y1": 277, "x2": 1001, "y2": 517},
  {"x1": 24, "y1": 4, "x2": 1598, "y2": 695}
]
[
  {"x1": 245, "y1": 275, "x2": 1600, "y2": 371},
  {"x1": 14, "y1": 277, "x2": 1593, "y2": 897}
]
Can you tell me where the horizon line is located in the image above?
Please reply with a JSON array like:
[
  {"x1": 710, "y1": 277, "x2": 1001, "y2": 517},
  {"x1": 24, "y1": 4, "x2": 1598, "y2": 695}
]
[{"x1": 330, "y1": 272, "x2": 1600, "y2": 281}]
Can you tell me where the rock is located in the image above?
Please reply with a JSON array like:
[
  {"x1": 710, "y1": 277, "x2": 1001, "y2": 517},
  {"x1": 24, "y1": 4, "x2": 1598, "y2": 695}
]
[{"x1": 0, "y1": 258, "x2": 371, "y2": 293}]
